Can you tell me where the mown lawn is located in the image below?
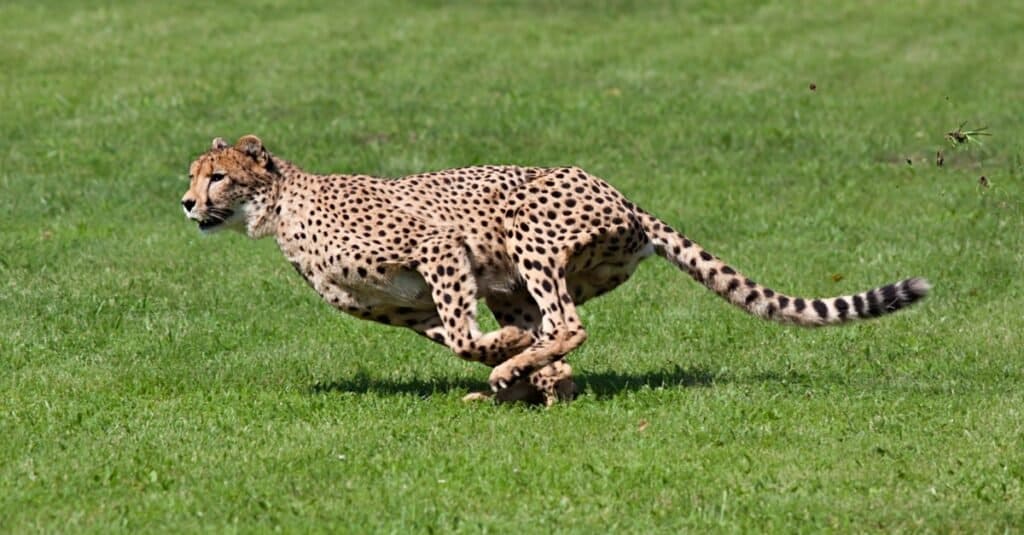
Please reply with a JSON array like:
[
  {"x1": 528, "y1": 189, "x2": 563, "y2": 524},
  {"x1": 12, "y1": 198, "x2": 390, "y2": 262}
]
[{"x1": 2, "y1": 0, "x2": 1022, "y2": 532}]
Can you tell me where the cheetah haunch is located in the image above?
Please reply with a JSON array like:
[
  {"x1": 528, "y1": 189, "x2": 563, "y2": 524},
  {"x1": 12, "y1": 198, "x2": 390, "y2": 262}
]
[{"x1": 182, "y1": 135, "x2": 930, "y2": 405}]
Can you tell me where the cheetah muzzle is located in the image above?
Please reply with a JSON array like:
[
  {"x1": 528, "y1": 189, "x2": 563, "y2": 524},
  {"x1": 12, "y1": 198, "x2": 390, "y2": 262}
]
[{"x1": 181, "y1": 135, "x2": 931, "y2": 405}]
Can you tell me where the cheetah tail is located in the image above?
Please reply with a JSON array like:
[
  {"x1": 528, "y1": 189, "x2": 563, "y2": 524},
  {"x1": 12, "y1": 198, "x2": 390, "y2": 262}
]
[{"x1": 635, "y1": 211, "x2": 930, "y2": 326}]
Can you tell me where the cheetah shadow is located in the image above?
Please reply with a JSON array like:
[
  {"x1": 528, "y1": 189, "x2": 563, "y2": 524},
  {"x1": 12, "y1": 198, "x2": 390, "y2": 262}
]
[{"x1": 309, "y1": 365, "x2": 717, "y2": 400}]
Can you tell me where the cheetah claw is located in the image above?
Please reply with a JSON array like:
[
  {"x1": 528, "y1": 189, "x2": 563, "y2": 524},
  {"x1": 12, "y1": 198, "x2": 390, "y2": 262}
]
[{"x1": 489, "y1": 362, "x2": 526, "y2": 392}]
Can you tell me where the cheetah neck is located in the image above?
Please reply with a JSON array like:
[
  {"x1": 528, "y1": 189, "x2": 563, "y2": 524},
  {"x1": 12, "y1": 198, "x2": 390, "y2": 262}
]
[{"x1": 243, "y1": 155, "x2": 289, "y2": 238}]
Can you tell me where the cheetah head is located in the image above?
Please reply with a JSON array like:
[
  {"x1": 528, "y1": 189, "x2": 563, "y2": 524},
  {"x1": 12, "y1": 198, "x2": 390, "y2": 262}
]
[{"x1": 181, "y1": 135, "x2": 279, "y2": 235}]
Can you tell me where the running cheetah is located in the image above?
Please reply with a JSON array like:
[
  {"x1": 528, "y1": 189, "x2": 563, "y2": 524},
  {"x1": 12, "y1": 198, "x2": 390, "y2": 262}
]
[{"x1": 181, "y1": 135, "x2": 930, "y2": 404}]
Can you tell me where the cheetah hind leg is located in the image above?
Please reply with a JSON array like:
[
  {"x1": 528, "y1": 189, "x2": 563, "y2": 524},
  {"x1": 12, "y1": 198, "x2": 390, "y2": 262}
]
[{"x1": 462, "y1": 361, "x2": 577, "y2": 406}]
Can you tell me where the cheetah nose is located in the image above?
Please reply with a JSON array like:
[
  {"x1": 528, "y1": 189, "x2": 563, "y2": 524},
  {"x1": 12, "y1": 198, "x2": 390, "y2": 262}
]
[{"x1": 181, "y1": 199, "x2": 196, "y2": 213}]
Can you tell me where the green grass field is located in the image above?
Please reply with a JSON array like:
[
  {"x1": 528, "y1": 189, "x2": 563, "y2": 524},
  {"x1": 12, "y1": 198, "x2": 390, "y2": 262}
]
[{"x1": 2, "y1": 0, "x2": 1023, "y2": 532}]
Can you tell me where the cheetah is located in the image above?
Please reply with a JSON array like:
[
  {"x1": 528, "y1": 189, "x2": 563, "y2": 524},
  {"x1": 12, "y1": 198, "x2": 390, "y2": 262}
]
[{"x1": 181, "y1": 135, "x2": 930, "y2": 404}]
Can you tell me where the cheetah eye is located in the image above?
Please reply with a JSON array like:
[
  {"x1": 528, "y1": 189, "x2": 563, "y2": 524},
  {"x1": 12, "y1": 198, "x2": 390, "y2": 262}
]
[{"x1": 210, "y1": 172, "x2": 226, "y2": 182}]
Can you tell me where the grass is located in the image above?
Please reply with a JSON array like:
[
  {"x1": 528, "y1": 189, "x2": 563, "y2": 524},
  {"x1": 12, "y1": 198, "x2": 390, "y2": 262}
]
[{"x1": 2, "y1": 0, "x2": 1023, "y2": 531}]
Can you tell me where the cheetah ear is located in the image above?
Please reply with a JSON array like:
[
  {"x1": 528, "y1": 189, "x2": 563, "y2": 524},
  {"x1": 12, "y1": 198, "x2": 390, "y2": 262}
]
[
  {"x1": 211, "y1": 137, "x2": 229, "y2": 150},
  {"x1": 235, "y1": 135, "x2": 265, "y2": 160}
]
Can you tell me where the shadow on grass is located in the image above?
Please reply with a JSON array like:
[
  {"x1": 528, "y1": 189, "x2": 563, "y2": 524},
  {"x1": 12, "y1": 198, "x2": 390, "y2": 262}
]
[
  {"x1": 309, "y1": 365, "x2": 717, "y2": 400},
  {"x1": 578, "y1": 365, "x2": 717, "y2": 399},
  {"x1": 310, "y1": 371, "x2": 482, "y2": 398}
]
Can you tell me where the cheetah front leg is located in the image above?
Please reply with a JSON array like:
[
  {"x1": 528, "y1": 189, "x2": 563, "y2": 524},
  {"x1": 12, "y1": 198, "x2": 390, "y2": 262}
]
[
  {"x1": 488, "y1": 253, "x2": 589, "y2": 391},
  {"x1": 462, "y1": 360, "x2": 577, "y2": 406},
  {"x1": 466, "y1": 292, "x2": 579, "y2": 404},
  {"x1": 319, "y1": 287, "x2": 556, "y2": 404},
  {"x1": 411, "y1": 233, "x2": 535, "y2": 367},
  {"x1": 487, "y1": 268, "x2": 588, "y2": 393}
]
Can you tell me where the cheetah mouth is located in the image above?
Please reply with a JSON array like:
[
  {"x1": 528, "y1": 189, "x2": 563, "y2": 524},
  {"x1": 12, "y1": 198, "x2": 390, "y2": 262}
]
[
  {"x1": 198, "y1": 218, "x2": 224, "y2": 231},
  {"x1": 197, "y1": 209, "x2": 235, "y2": 231}
]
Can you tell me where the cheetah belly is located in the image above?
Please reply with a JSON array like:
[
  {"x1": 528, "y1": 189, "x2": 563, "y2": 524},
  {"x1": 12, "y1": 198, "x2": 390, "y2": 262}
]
[
  {"x1": 349, "y1": 269, "x2": 433, "y2": 308},
  {"x1": 475, "y1": 269, "x2": 520, "y2": 296}
]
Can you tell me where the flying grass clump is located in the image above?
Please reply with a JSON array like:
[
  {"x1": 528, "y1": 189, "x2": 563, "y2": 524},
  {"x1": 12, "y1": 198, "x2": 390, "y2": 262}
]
[{"x1": 946, "y1": 121, "x2": 991, "y2": 148}]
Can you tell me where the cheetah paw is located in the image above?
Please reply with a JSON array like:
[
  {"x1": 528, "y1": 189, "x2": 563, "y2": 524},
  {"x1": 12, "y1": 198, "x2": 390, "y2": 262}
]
[
  {"x1": 462, "y1": 380, "x2": 541, "y2": 404},
  {"x1": 488, "y1": 361, "x2": 526, "y2": 392}
]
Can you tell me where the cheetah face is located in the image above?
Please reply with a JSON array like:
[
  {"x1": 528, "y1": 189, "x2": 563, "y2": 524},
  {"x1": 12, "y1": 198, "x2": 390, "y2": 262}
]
[{"x1": 182, "y1": 135, "x2": 276, "y2": 234}]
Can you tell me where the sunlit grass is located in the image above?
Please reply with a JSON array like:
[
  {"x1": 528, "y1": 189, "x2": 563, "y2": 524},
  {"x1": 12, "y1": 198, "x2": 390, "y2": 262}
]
[{"x1": 1, "y1": 1, "x2": 1022, "y2": 531}]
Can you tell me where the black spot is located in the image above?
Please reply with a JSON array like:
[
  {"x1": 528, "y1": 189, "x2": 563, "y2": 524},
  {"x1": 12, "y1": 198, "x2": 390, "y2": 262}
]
[
  {"x1": 727, "y1": 279, "x2": 740, "y2": 292},
  {"x1": 777, "y1": 296, "x2": 790, "y2": 309},
  {"x1": 812, "y1": 299, "x2": 828, "y2": 319},
  {"x1": 699, "y1": 251, "x2": 713, "y2": 261},
  {"x1": 866, "y1": 290, "x2": 883, "y2": 317},
  {"x1": 762, "y1": 288, "x2": 774, "y2": 298},
  {"x1": 745, "y1": 279, "x2": 756, "y2": 288},
  {"x1": 852, "y1": 294, "x2": 866, "y2": 316},
  {"x1": 834, "y1": 298, "x2": 849, "y2": 319},
  {"x1": 794, "y1": 298, "x2": 806, "y2": 312},
  {"x1": 721, "y1": 266, "x2": 736, "y2": 275},
  {"x1": 682, "y1": 239, "x2": 692, "y2": 248},
  {"x1": 881, "y1": 284, "x2": 899, "y2": 310},
  {"x1": 357, "y1": 267, "x2": 368, "y2": 278},
  {"x1": 745, "y1": 291, "x2": 760, "y2": 305}
]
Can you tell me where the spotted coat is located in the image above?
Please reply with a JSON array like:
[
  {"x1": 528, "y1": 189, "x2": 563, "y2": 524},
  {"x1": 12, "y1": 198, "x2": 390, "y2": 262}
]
[{"x1": 182, "y1": 135, "x2": 930, "y2": 403}]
